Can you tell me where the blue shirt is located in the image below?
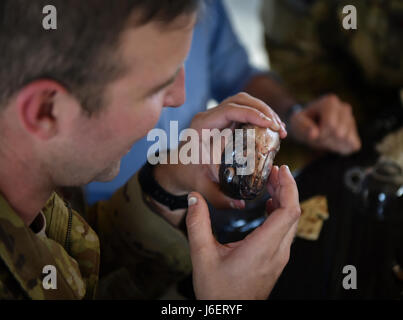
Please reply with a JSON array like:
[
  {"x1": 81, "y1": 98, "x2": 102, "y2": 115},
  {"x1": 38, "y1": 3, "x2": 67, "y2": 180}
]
[{"x1": 85, "y1": 0, "x2": 261, "y2": 204}]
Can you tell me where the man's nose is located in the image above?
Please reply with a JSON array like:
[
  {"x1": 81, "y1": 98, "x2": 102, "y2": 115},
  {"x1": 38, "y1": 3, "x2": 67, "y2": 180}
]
[{"x1": 163, "y1": 67, "x2": 186, "y2": 108}]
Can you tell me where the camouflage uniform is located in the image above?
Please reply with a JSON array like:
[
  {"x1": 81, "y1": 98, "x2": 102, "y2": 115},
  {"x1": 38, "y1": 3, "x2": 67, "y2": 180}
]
[
  {"x1": 0, "y1": 173, "x2": 192, "y2": 299},
  {"x1": 262, "y1": 0, "x2": 403, "y2": 116},
  {"x1": 262, "y1": 0, "x2": 403, "y2": 169}
]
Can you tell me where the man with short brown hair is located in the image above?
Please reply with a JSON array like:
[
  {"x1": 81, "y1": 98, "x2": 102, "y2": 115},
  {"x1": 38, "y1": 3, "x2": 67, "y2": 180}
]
[{"x1": 0, "y1": 0, "x2": 300, "y2": 299}]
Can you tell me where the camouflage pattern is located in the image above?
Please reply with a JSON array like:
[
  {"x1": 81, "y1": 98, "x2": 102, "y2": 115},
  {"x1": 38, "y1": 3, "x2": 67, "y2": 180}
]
[
  {"x1": 262, "y1": 0, "x2": 403, "y2": 120},
  {"x1": 87, "y1": 173, "x2": 192, "y2": 299},
  {"x1": 0, "y1": 193, "x2": 92, "y2": 299},
  {"x1": 262, "y1": 0, "x2": 403, "y2": 170},
  {"x1": 0, "y1": 173, "x2": 192, "y2": 299}
]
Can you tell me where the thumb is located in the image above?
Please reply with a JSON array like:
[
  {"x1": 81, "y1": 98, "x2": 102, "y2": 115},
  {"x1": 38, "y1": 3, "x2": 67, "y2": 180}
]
[{"x1": 186, "y1": 192, "x2": 216, "y2": 258}]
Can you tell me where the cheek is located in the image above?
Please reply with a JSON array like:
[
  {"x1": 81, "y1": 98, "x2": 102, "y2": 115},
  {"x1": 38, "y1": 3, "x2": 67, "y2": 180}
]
[{"x1": 117, "y1": 96, "x2": 165, "y2": 141}]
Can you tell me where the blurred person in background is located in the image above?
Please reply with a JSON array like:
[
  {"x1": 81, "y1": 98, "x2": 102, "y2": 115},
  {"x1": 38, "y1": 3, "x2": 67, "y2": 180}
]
[
  {"x1": 262, "y1": 0, "x2": 403, "y2": 144},
  {"x1": 262, "y1": 0, "x2": 403, "y2": 299}
]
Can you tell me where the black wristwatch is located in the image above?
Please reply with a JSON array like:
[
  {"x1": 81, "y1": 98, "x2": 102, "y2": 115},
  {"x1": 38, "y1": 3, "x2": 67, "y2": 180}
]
[{"x1": 138, "y1": 160, "x2": 189, "y2": 211}]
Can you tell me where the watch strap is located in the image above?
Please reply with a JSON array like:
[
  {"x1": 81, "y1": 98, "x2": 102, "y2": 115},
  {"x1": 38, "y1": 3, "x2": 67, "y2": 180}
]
[{"x1": 138, "y1": 161, "x2": 188, "y2": 211}]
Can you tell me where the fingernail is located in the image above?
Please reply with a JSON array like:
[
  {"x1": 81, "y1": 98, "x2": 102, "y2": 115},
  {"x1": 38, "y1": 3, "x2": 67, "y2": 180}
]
[
  {"x1": 282, "y1": 122, "x2": 287, "y2": 132},
  {"x1": 261, "y1": 115, "x2": 281, "y2": 131},
  {"x1": 230, "y1": 201, "x2": 236, "y2": 209},
  {"x1": 260, "y1": 114, "x2": 273, "y2": 123},
  {"x1": 188, "y1": 196, "x2": 198, "y2": 207},
  {"x1": 271, "y1": 120, "x2": 280, "y2": 130}
]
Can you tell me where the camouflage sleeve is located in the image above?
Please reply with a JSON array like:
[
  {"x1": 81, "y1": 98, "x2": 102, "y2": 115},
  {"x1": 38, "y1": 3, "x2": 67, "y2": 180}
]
[
  {"x1": 261, "y1": 0, "x2": 352, "y2": 103},
  {"x1": 86, "y1": 173, "x2": 192, "y2": 299},
  {"x1": 262, "y1": 0, "x2": 403, "y2": 104}
]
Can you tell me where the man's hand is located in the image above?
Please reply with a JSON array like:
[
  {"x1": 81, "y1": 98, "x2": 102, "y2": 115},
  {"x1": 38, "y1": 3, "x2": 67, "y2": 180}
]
[
  {"x1": 289, "y1": 94, "x2": 361, "y2": 155},
  {"x1": 189, "y1": 92, "x2": 287, "y2": 136},
  {"x1": 186, "y1": 165, "x2": 300, "y2": 299},
  {"x1": 153, "y1": 92, "x2": 287, "y2": 219}
]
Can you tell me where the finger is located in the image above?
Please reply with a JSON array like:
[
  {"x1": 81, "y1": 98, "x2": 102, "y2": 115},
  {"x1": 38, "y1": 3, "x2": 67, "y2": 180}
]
[
  {"x1": 334, "y1": 104, "x2": 358, "y2": 144},
  {"x1": 228, "y1": 93, "x2": 288, "y2": 137},
  {"x1": 276, "y1": 165, "x2": 299, "y2": 210},
  {"x1": 334, "y1": 117, "x2": 358, "y2": 154},
  {"x1": 315, "y1": 102, "x2": 350, "y2": 152},
  {"x1": 249, "y1": 166, "x2": 300, "y2": 249},
  {"x1": 310, "y1": 94, "x2": 340, "y2": 139},
  {"x1": 333, "y1": 106, "x2": 350, "y2": 140},
  {"x1": 267, "y1": 165, "x2": 280, "y2": 193},
  {"x1": 186, "y1": 192, "x2": 217, "y2": 260},
  {"x1": 267, "y1": 165, "x2": 280, "y2": 208},
  {"x1": 344, "y1": 114, "x2": 362, "y2": 152},
  {"x1": 327, "y1": 109, "x2": 359, "y2": 154},
  {"x1": 222, "y1": 92, "x2": 285, "y2": 131},
  {"x1": 319, "y1": 128, "x2": 348, "y2": 154},
  {"x1": 291, "y1": 112, "x2": 320, "y2": 142},
  {"x1": 318, "y1": 106, "x2": 340, "y2": 141},
  {"x1": 203, "y1": 103, "x2": 286, "y2": 137}
]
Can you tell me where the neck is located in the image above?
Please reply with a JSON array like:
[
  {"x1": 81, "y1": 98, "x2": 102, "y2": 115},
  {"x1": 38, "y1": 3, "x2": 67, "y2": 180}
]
[{"x1": 0, "y1": 148, "x2": 53, "y2": 227}]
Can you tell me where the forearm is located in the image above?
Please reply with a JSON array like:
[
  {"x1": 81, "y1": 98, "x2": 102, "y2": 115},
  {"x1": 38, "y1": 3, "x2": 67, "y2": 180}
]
[{"x1": 243, "y1": 73, "x2": 297, "y2": 120}]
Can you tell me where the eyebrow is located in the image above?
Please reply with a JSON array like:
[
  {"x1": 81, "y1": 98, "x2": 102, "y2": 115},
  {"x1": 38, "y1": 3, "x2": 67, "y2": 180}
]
[{"x1": 144, "y1": 67, "x2": 182, "y2": 98}]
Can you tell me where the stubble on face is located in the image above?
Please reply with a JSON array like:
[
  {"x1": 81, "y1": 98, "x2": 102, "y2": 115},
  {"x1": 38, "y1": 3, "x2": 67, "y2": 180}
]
[
  {"x1": 50, "y1": 13, "x2": 196, "y2": 187},
  {"x1": 93, "y1": 159, "x2": 122, "y2": 182}
]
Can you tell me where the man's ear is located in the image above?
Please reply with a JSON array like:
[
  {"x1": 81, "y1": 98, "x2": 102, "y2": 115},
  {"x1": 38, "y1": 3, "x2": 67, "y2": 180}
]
[{"x1": 16, "y1": 80, "x2": 68, "y2": 140}]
